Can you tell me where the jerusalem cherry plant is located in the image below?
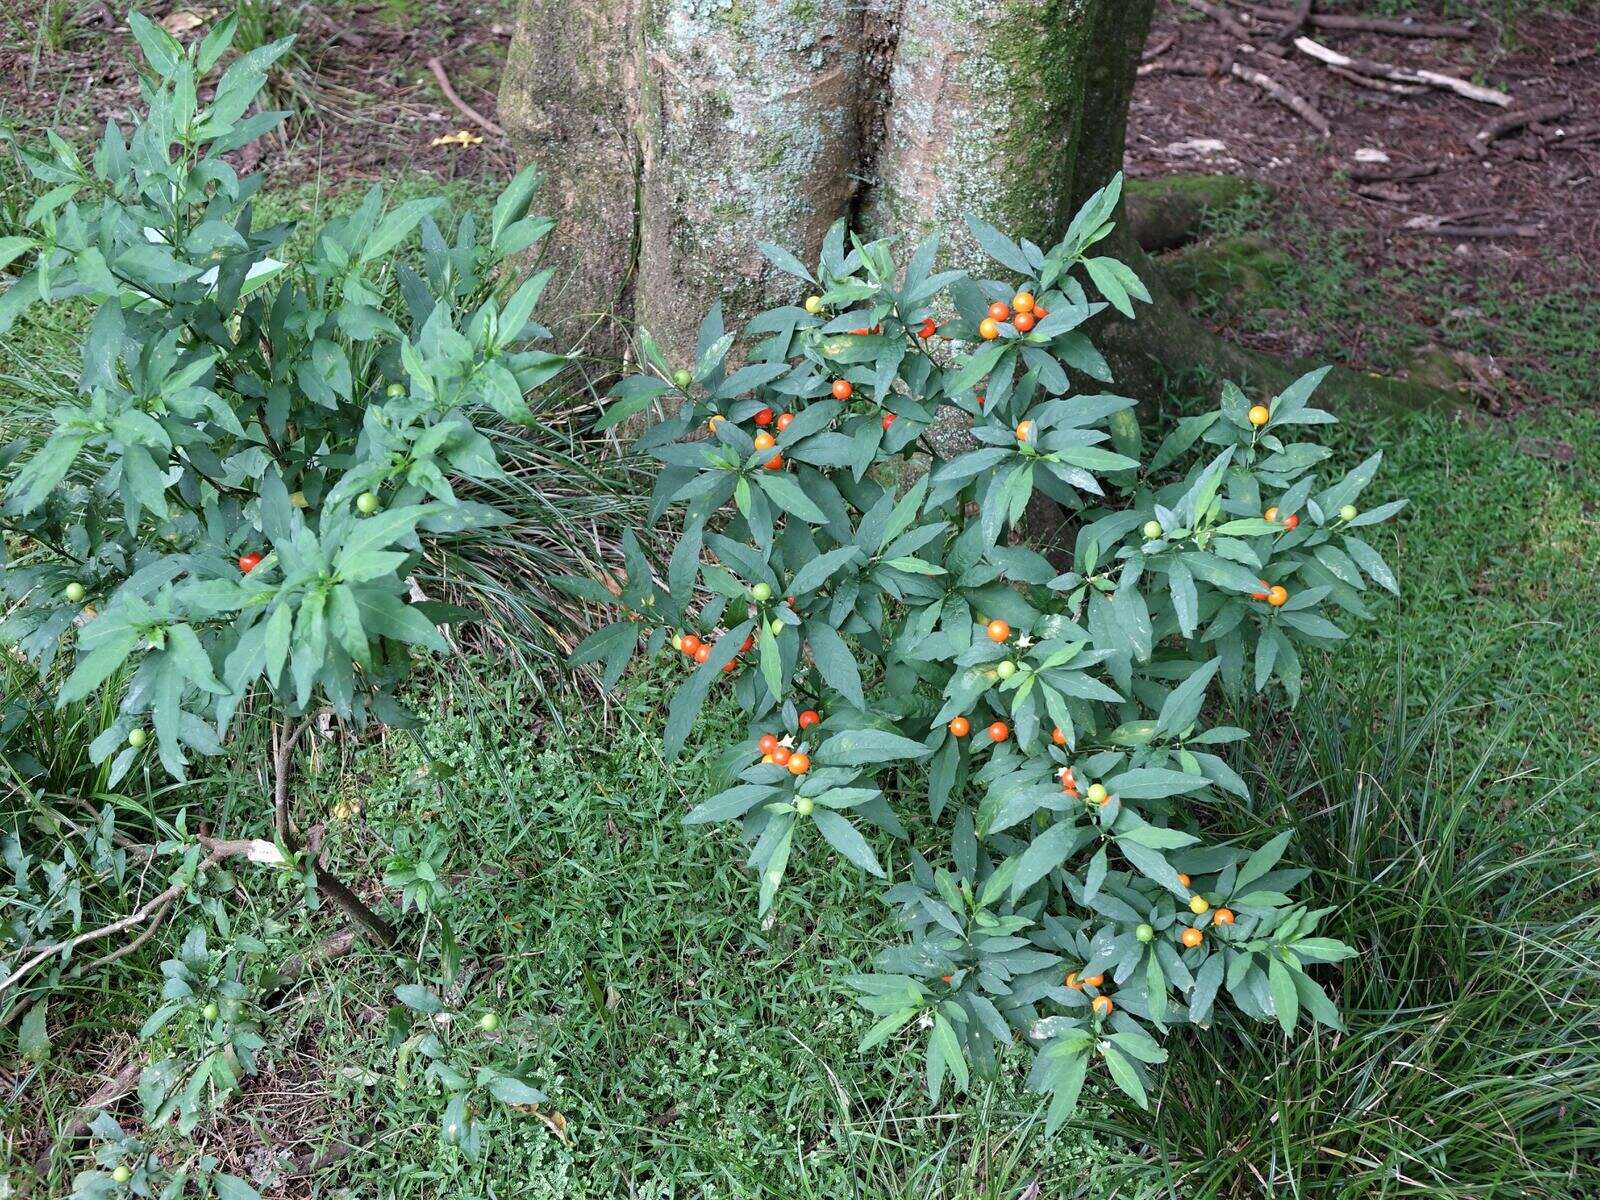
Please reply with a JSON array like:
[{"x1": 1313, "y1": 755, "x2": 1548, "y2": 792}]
[
  {"x1": 572, "y1": 175, "x2": 1406, "y2": 1124},
  {"x1": 0, "y1": 16, "x2": 562, "y2": 930}
]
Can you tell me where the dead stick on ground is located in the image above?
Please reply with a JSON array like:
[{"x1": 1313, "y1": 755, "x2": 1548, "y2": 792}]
[
  {"x1": 1470, "y1": 99, "x2": 1574, "y2": 155},
  {"x1": 1230, "y1": 3, "x2": 1473, "y2": 38},
  {"x1": 1293, "y1": 35, "x2": 1512, "y2": 107},
  {"x1": 426, "y1": 56, "x2": 505, "y2": 137},
  {"x1": 1402, "y1": 224, "x2": 1540, "y2": 238},
  {"x1": 1328, "y1": 64, "x2": 1428, "y2": 95},
  {"x1": 1348, "y1": 162, "x2": 1440, "y2": 182},
  {"x1": 1184, "y1": 0, "x2": 1283, "y2": 55},
  {"x1": 1231, "y1": 62, "x2": 1331, "y2": 137}
]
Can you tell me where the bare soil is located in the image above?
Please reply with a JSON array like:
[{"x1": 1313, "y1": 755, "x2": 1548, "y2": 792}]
[{"x1": 1129, "y1": 2, "x2": 1600, "y2": 391}]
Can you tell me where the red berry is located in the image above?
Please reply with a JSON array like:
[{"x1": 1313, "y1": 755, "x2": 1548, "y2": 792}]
[
  {"x1": 754, "y1": 407, "x2": 774, "y2": 426},
  {"x1": 881, "y1": 412, "x2": 896, "y2": 430},
  {"x1": 722, "y1": 659, "x2": 737, "y2": 674},
  {"x1": 1013, "y1": 311, "x2": 1036, "y2": 333},
  {"x1": 740, "y1": 635, "x2": 755, "y2": 653},
  {"x1": 918, "y1": 318, "x2": 937, "y2": 338},
  {"x1": 799, "y1": 709, "x2": 821, "y2": 729},
  {"x1": 694, "y1": 644, "x2": 711, "y2": 664},
  {"x1": 832, "y1": 379, "x2": 854, "y2": 401},
  {"x1": 987, "y1": 301, "x2": 1011, "y2": 323},
  {"x1": 764, "y1": 453, "x2": 784, "y2": 471},
  {"x1": 1283, "y1": 513, "x2": 1300, "y2": 531},
  {"x1": 772, "y1": 745, "x2": 792, "y2": 766},
  {"x1": 239, "y1": 552, "x2": 263, "y2": 573},
  {"x1": 758, "y1": 734, "x2": 780, "y2": 755},
  {"x1": 948, "y1": 716, "x2": 970, "y2": 737},
  {"x1": 775, "y1": 411, "x2": 795, "y2": 432},
  {"x1": 987, "y1": 721, "x2": 1009, "y2": 743}
]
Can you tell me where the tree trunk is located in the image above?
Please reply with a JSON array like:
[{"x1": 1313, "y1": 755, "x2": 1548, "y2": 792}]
[
  {"x1": 500, "y1": 0, "x2": 1157, "y2": 354},
  {"x1": 498, "y1": 0, "x2": 1457, "y2": 412}
]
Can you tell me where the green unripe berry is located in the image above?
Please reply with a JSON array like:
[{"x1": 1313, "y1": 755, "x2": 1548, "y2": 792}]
[
  {"x1": 127, "y1": 728, "x2": 148, "y2": 749},
  {"x1": 386, "y1": 382, "x2": 406, "y2": 398},
  {"x1": 356, "y1": 491, "x2": 381, "y2": 515},
  {"x1": 112, "y1": 1165, "x2": 132, "y2": 1184},
  {"x1": 64, "y1": 581, "x2": 86, "y2": 603},
  {"x1": 769, "y1": 618, "x2": 784, "y2": 636},
  {"x1": 794, "y1": 796, "x2": 815, "y2": 816},
  {"x1": 995, "y1": 660, "x2": 1017, "y2": 680},
  {"x1": 1086, "y1": 783, "x2": 1108, "y2": 805},
  {"x1": 201, "y1": 1001, "x2": 219, "y2": 1021},
  {"x1": 1136, "y1": 923, "x2": 1155, "y2": 943},
  {"x1": 671, "y1": 633, "x2": 684, "y2": 652},
  {"x1": 751, "y1": 582, "x2": 773, "y2": 603},
  {"x1": 1339, "y1": 504, "x2": 1358, "y2": 522},
  {"x1": 803, "y1": 295, "x2": 823, "y2": 314},
  {"x1": 478, "y1": 1011, "x2": 500, "y2": 1032},
  {"x1": 1142, "y1": 520, "x2": 1162, "y2": 540},
  {"x1": 672, "y1": 368, "x2": 693, "y2": 389}
]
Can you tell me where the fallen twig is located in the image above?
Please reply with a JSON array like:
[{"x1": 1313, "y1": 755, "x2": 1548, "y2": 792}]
[
  {"x1": 1185, "y1": 0, "x2": 1256, "y2": 44},
  {"x1": 1553, "y1": 48, "x2": 1595, "y2": 67},
  {"x1": 1142, "y1": 33, "x2": 1176, "y2": 62},
  {"x1": 1294, "y1": 35, "x2": 1512, "y2": 107},
  {"x1": 1231, "y1": 62, "x2": 1331, "y2": 137},
  {"x1": 1231, "y1": 3, "x2": 1473, "y2": 38},
  {"x1": 1328, "y1": 64, "x2": 1428, "y2": 95},
  {"x1": 1469, "y1": 99, "x2": 1574, "y2": 155},
  {"x1": 1138, "y1": 58, "x2": 1218, "y2": 78},
  {"x1": 426, "y1": 56, "x2": 506, "y2": 138},
  {"x1": 1347, "y1": 161, "x2": 1440, "y2": 183},
  {"x1": 1401, "y1": 223, "x2": 1540, "y2": 238}
]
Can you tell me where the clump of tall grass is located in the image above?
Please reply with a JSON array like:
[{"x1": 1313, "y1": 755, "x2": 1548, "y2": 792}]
[{"x1": 1094, "y1": 659, "x2": 1600, "y2": 1196}]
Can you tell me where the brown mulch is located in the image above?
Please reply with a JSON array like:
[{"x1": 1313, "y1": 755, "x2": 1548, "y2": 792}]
[
  {"x1": 0, "y1": 1, "x2": 517, "y2": 186},
  {"x1": 1130, "y1": 1, "x2": 1600, "y2": 303}
]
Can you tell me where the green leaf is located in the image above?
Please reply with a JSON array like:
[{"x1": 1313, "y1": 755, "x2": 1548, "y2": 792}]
[
  {"x1": 18, "y1": 1000, "x2": 49, "y2": 1063},
  {"x1": 1102, "y1": 767, "x2": 1209, "y2": 800},
  {"x1": 684, "y1": 784, "x2": 778, "y2": 825},
  {"x1": 1101, "y1": 1042, "x2": 1148, "y2": 1108},
  {"x1": 395, "y1": 985, "x2": 442, "y2": 1014},
  {"x1": 1010, "y1": 820, "x2": 1081, "y2": 897},
  {"x1": 755, "y1": 470, "x2": 827, "y2": 523},
  {"x1": 487, "y1": 1075, "x2": 547, "y2": 1106},
  {"x1": 812, "y1": 809, "x2": 885, "y2": 876},
  {"x1": 816, "y1": 727, "x2": 929, "y2": 767},
  {"x1": 1267, "y1": 955, "x2": 1300, "y2": 1035},
  {"x1": 805, "y1": 620, "x2": 864, "y2": 709}
]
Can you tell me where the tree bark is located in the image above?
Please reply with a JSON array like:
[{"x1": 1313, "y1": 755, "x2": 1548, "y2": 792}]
[{"x1": 498, "y1": 0, "x2": 1457, "y2": 412}]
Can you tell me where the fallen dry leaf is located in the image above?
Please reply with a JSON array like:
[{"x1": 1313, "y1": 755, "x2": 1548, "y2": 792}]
[
  {"x1": 430, "y1": 130, "x2": 484, "y2": 148},
  {"x1": 160, "y1": 10, "x2": 203, "y2": 34}
]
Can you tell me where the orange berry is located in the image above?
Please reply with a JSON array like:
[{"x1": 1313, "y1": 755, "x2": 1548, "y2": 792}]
[
  {"x1": 708, "y1": 415, "x2": 726, "y2": 434},
  {"x1": 1252, "y1": 579, "x2": 1271, "y2": 602},
  {"x1": 986, "y1": 619, "x2": 1011, "y2": 643},
  {"x1": 799, "y1": 709, "x2": 821, "y2": 729},
  {"x1": 761, "y1": 754, "x2": 774, "y2": 764},
  {"x1": 694, "y1": 644, "x2": 711, "y2": 664},
  {"x1": 1091, "y1": 994, "x2": 1113, "y2": 1016},
  {"x1": 740, "y1": 634, "x2": 755, "y2": 653},
  {"x1": 1013, "y1": 292, "x2": 1035, "y2": 314},
  {"x1": 754, "y1": 407, "x2": 774, "y2": 426},
  {"x1": 754, "y1": 430, "x2": 776, "y2": 451},
  {"x1": 680, "y1": 635, "x2": 703, "y2": 657},
  {"x1": 1181, "y1": 927, "x2": 1204, "y2": 948},
  {"x1": 1051, "y1": 727, "x2": 1066, "y2": 746},
  {"x1": 948, "y1": 716, "x2": 971, "y2": 737},
  {"x1": 787, "y1": 752, "x2": 811, "y2": 775},
  {"x1": 1264, "y1": 506, "x2": 1280, "y2": 523},
  {"x1": 987, "y1": 301, "x2": 1011, "y2": 323},
  {"x1": 1268, "y1": 585, "x2": 1289, "y2": 607},
  {"x1": 1013, "y1": 311, "x2": 1036, "y2": 333},
  {"x1": 721, "y1": 659, "x2": 737, "y2": 674},
  {"x1": 775, "y1": 411, "x2": 795, "y2": 432},
  {"x1": 987, "y1": 721, "x2": 1009, "y2": 743},
  {"x1": 1283, "y1": 513, "x2": 1300, "y2": 531},
  {"x1": 832, "y1": 379, "x2": 854, "y2": 400},
  {"x1": 1065, "y1": 971, "x2": 1083, "y2": 990},
  {"x1": 764, "y1": 453, "x2": 784, "y2": 471},
  {"x1": 1177, "y1": 873, "x2": 1192, "y2": 888},
  {"x1": 978, "y1": 318, "x2": 1000, "y2": 340},
  {"x1": 1059, "y1": 766, "x2": 1078, "y2": 795},
  {"x1": 850, "y1": 326, "x2": 870, "y2": 336},
  {"x1": 1015, "y1": 420, "x2": 1037, "y2": 444},
  {"x1": 1033, "y1": 304, "x2": 1049, "y2": 319},
  {"x1": 1214, "y1": 907, "x2": 1236, "y2": 925},
  {"x1": 976, "y1": 393, "x2": 985, "y2": 408},
  {"x1": 758, "y1": 734, "x2": 779, "y2": 755},
  {"x1": 1248, "y1": 404, "x2": 1271, "y2": 427},
  {"x1": 771, "y1": 745, "x2": 792, "y2": 766}
]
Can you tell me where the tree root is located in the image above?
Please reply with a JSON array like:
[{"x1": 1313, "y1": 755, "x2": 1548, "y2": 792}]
[{"x1": 1095, "y1": 225, "x2": 1467, "y2": 416}]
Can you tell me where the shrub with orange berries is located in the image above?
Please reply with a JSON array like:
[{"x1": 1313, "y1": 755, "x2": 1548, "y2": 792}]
[{"x1": 578, "y1": 175, "x2": 1402, "y2": 1127}]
